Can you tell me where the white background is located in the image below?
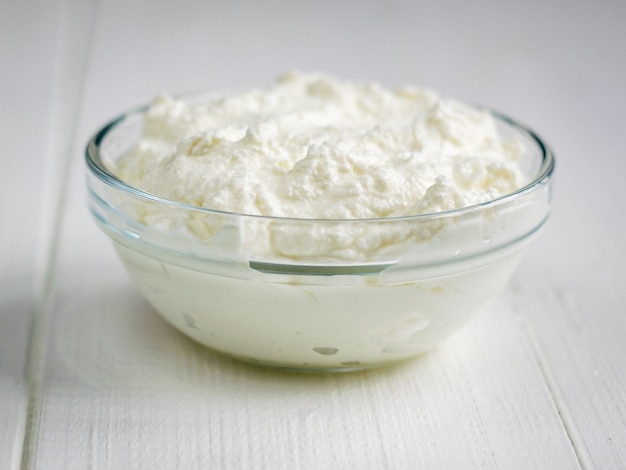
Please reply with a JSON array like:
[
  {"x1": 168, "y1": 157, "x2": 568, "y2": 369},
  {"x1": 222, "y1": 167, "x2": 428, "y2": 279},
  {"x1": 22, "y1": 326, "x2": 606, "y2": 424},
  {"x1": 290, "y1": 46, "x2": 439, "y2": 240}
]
[{"x1": 1, "y1": 0, "x2": 625, "y2": 468}]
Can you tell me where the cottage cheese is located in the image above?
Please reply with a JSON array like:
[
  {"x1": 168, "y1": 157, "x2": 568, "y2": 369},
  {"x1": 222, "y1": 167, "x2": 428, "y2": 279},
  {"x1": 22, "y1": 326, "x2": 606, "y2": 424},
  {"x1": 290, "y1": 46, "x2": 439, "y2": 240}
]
[
  {"x1": 112, "y1": 72, "x2": 524, "y2": 221},
  {"x1": 95, "y1": 73, "x2": 549, "y2": 369}
]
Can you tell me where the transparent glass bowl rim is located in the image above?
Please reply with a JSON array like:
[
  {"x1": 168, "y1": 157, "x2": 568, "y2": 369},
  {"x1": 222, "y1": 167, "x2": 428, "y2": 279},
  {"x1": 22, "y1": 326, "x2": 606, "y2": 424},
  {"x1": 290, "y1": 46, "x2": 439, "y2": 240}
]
[{"x1": 85, "y1": 99, "x2": 555, "y2": 224}]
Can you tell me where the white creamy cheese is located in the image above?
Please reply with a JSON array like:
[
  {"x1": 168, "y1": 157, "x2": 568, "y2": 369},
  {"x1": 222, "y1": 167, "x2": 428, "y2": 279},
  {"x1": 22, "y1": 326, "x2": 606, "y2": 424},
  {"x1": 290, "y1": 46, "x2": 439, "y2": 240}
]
[
  {"x1": 113, "y1": 72, "x2": 524, "y2": 221},
  {"x1": 98, "y1": 73, "x2": 549, "y2": 369}
]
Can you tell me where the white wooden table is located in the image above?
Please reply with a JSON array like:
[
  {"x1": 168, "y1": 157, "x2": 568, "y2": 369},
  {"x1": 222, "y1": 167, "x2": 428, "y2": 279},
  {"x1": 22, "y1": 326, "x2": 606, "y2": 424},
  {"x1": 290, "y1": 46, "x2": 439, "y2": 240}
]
[{"x1": 2, "y1": 0, "x2": 625, "y2": 468}]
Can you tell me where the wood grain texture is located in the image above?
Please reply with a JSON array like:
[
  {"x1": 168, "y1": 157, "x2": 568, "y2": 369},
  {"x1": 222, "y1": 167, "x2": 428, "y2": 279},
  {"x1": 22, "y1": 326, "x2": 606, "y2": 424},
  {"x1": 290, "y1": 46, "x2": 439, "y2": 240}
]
[
  {"x1": 8, "y1": 0, "x2": 99, "y2": 468},
  {"x1": 506, "y1": 3, "x2": 626, "y2": 464},
  {"x1": 513, "y1": 233, "x2": 626, "y2": 468},
  {"x1": 0, "y1": 1, "x2": 60, "y2": 467}
]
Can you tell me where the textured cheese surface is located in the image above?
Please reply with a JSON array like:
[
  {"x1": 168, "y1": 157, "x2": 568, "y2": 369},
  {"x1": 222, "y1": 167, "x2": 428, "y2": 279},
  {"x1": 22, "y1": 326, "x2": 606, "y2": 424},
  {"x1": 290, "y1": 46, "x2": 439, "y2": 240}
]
[{"x1": 113, "y1": 72, "x2": 524, "y2": 220}]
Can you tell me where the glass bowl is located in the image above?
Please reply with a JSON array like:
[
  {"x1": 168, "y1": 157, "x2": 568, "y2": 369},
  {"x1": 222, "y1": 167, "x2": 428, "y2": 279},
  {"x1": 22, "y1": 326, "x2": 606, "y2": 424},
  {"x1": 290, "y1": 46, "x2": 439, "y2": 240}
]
[{"x1": 85, "y1": 96, "x2": 554, "y2": 371}]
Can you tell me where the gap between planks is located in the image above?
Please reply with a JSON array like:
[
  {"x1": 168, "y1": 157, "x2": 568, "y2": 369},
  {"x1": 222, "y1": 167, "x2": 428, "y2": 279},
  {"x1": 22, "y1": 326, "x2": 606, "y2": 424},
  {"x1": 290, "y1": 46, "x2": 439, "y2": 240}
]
[
  {"x1": 18, "y1": 1, "x2": 99, "y2": 469},
  {"x1": 510, "y1": 280, "x2": 593, "y2": 470}
]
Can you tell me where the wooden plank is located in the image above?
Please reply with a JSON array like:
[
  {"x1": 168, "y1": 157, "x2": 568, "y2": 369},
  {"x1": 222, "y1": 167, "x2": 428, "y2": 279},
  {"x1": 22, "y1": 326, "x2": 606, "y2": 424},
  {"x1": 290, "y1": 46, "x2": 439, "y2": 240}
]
[
  {"x1": 513, "y1": 211, "x2": 626, "y2": 468},
  {"x1": 8, "y1": 0, "x2": 99, "y2": 468},
  {"x1": 505, "y1": 2, "x2": 626, "y2": 464},
  {"x1": 0, "y1": 1, "x2": 61, "y2": 468}
]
